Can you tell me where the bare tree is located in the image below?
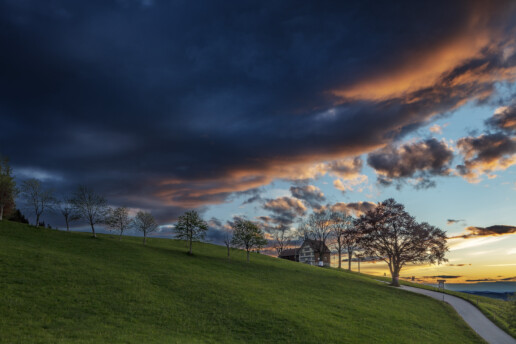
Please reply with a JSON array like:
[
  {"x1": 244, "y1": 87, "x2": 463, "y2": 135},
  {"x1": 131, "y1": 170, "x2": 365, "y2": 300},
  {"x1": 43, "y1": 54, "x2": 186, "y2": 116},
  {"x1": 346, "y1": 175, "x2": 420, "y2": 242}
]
[
  {"x1": 301, "y1": 209, "x2": 333, "y2": 260},
  {"x1": 106, "y1": 206, "x2": 132, "y2": 240},
  {"x1": 331, "y1": 212, "x2": 357, "y2": 270},
  {"x1": 355, "y1": 199, "x2": 448, "y2": 286},
  {"x1": 71, "y1": 186, "x2": 108, "y2": 238},
  {"x1": 231, "y1": 218, "x2": 267, "y2": 263},
  {"x1": 0, "y1": 156, "x2": 17, "y2": 221},
  {"x1": 223, "y1": 225, "x2": 233, "y2": 262},
  {"x1": 174, "y1": 210, "x2": 208, "y2": 255},
  {"x1": 59, "y1": 198, "x2": 79, "y2": 232},
  {"x1": 272, "y1": 227, "x2": 292, "y2": 255},
  {"x1": 20, "y1": 178, "x2": 55, "y2": 227},
  {"x1": 133, "y1": 211, "x2": 159, "y2": 245}
]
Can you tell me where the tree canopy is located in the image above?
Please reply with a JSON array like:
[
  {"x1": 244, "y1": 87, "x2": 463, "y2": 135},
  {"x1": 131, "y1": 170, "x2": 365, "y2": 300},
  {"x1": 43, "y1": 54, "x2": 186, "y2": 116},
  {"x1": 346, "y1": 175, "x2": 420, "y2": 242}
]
[
  {"x1": 174, "y1": 210, "x2": 208, "y2": 255},
  {"x1": 355, "y1": 198, "x2": 448, "y2": 286},
  {"x1": 231, "y1": 218, "x2": 267, "y2": 263}
]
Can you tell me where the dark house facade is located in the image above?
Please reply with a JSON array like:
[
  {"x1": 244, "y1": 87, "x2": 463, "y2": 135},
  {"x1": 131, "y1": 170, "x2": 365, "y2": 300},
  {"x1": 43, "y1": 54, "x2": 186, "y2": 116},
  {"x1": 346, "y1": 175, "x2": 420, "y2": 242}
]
[{"x1": 278, "y1": 239, "x2": 331, "y2": 267}]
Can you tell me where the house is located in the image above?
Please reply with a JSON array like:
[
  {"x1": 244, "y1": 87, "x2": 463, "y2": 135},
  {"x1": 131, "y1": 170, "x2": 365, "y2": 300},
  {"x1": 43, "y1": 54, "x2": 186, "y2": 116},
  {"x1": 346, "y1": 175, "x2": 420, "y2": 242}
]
[
  {"x1": 278, "y1": 239, "x2": 331, "y2": 267},
  {"x1": 278, "y1": 248, "x2": 299, "y2": 262}
]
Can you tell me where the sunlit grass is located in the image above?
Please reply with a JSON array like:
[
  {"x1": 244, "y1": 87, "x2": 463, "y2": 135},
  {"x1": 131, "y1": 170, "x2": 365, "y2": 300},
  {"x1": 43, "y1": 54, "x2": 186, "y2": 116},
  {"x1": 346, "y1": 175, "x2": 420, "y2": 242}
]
[{"x1": 0, "y1": 220, "x2": 485, "y2": 343}]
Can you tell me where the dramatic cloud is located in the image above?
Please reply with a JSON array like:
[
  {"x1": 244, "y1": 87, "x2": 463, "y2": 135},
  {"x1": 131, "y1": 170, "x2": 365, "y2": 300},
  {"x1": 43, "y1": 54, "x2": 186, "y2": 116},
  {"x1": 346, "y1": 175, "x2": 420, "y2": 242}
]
[
  {"x1": 486, "y1": 104, "x2": 516, "y2": 133},
  {"x1": 262, "y1": 197, "x2": 307, "y2": 229},
  {"x1": 289, "y1": 185, "x2": 325, "y2": 209},
  {"x1": 2, "y1": 1, "x2": 516, "y2": 223},
  {"x1": 451, "y1": 225, "x2": 516, "y2": 239},
  {"x1": 330, "y1": 201, "x2": 377, "y2": 217},
  {"x1": 367, "y1": 139, "x2": 454, "y2": 188},
  {"x1": 456, "y1": 133, "x2": 516, "y2": 182}
]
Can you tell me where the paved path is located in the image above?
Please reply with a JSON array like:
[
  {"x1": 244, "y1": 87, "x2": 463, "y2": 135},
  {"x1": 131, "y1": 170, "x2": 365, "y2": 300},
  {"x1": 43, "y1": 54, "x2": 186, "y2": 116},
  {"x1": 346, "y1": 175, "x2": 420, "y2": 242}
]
[{"x1": 400, "y1": 285, "x2": 516, "y2": 344}]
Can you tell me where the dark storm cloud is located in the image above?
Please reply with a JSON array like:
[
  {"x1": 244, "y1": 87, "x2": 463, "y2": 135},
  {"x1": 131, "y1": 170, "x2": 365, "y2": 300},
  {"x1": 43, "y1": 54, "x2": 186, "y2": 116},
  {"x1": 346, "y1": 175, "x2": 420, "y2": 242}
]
[
  {"x1": 450, "y1": 225, "x2": 516, "y2": 239},
  {"x1": 289, "y1": 185, "x2": 325, "y2": 209},
  {"x1": 2, "y1": 0, "x2": 516, "y2": 223},
  {"x1": 367, "y1": 139, "x2": 454, "y2": 188}
]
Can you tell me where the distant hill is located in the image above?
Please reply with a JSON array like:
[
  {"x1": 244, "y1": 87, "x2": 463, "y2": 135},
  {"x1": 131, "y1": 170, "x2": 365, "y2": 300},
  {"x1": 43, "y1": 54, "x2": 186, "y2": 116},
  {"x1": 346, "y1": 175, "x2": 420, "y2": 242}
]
[{"x1": 0, "y1": 221, "x2": 484, "y2": 343}]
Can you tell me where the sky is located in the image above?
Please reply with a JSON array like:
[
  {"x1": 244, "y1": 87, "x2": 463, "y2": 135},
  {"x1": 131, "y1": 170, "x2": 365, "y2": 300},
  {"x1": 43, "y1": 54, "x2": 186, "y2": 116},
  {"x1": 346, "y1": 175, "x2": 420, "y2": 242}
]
[{"x1": 1, "y1": 0, "x2": 515, "y2": 285}]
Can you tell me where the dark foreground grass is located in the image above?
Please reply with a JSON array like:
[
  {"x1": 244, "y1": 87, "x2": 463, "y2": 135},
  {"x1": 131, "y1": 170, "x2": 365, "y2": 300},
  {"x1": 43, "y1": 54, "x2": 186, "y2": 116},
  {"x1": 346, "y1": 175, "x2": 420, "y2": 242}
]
[
  {"x1": 0, "y1": 221, "x2": 485, "y2": 343},
  {"x1": 368, "y1": 274, "x2": 516, "y2": 339}
]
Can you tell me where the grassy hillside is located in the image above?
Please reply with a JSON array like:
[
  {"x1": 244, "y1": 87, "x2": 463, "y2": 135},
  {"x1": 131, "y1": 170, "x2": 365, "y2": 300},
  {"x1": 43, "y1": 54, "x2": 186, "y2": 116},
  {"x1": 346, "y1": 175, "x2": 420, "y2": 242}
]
[
  {"x1": 370, "y1": 275, "x2": 515, "y2": 339},
  {"x1": 0, "y1": 221, "x2": 485, "y2": 344}
]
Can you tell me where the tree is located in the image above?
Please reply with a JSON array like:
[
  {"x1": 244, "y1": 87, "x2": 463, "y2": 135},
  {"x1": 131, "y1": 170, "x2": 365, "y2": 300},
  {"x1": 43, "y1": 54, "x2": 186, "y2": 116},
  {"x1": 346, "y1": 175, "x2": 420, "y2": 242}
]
[
  {"x1": 58, "y1": 198, "x2": 79, "y2": 232},
  {"x1": 231, "y1": 218, "x2": 267, "y2": 263},
  {"x1": 71, "y1": 186, "x2": 109, "y2": 238},
  {"x1": 106, "y1": 206, "x2": 132, "y2": 240},
  {"x1": 223, "y1": 225, "x2": 233, "y2": 262},
  {"x1": 174, "y1": 210, "x2": 208, "y2": 255},
  {"x1": 133, "y1": 211, "x2": 159, "y2": 245},
  {"x1": 20, "y1": 178, "x2": 55, "y2": 227},
  {"x1": 0, "y1": 156, "x2": 17, "y2": 221},
  {"x1": 331, "y1": 212, "x2": 357, "y2": 270},
  {"x1": 300, "y1": 209, "x2": 333, "y2": 261},
  {"x1": 7, "y1": 209, "x2": 29, "y2": 224},
  {"x1": 355, "y1": 199, "x2": 448, "y2": 286},
  {"x1": 272, "y1": 227, "x2": 292, "y2": 255}
]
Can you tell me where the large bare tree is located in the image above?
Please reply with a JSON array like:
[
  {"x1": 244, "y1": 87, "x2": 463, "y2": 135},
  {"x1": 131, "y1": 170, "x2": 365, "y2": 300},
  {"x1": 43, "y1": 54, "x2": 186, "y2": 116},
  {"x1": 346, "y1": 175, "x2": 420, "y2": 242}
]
[
  {"x1": 20, "y1": 178, "x2": 55, "y2": 227},
  {"x1": 331, "y1": 212, "x2": 357, "y2": 270},
  {"x1": 106, "y1": 206, "x2": 132, "y2": 240},
  {"x1": 174, "y1": 210, "x2": 208, "y2": 255},
  {"x1": 355, "y1": 199, "x2": 448, "y2": 286},
  {"x1": 71, "y1": 186, "x2": 108, "y2": 238},
  {"x1": 0, "y1": 156, "x2": 17, "y2": 221},
  {"x1": 272, "y1": 227, "x2": 292, "y2": 255},
  {"x1": 133, "y1": 211, "x2": 159, "y2": 245}
]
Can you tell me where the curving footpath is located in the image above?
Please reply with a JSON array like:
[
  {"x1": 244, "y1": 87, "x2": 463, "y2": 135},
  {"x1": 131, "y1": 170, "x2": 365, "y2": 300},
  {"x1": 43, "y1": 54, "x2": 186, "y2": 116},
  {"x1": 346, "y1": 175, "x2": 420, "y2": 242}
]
[{"x1": 400, "y1": 286, "x2": 516, "y2": 344}]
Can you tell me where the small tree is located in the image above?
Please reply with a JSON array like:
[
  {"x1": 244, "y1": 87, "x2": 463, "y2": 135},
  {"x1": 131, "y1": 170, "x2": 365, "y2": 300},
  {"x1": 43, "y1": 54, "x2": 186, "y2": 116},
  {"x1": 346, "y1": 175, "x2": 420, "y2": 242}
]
[
  {"x1": 174, "y1": 210, "x2": 208, "y2": 255},
  {"x1": 0, "y1": 156, "x2": 17, "y2": 221},
  {"x1": 355, "y1": 199, "x2": 448, "y2": 286},
  {"x1": 133, "y1": 211, "x2": 159, "y2": 245},
  {"x1": 106, "y1": 206, "x2": 132, "y2": 240},
  {"x1": 58, "y1": 198, "x2": 79, "y2": 232},
  {"x1": 331, "y1": 212, "x2": 357, "y2": 270},
  {"x1": 223, "y1": 225, "x2": 233, "y2": 262},
  {"x1": 20, "y1": 178, "x2": 55, "y2": 227},
  {"x1": 71, "y1": 186, "x2": 109, "y2": 238},
  {"x1": 231, "y1": 218, "x2": 267, "y2": 263}
]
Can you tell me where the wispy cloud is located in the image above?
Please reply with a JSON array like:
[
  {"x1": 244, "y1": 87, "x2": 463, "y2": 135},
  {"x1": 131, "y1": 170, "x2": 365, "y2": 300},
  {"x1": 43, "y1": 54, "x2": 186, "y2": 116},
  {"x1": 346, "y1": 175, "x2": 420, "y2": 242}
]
[{"x1": 448, "y1": 236, "x2": 507, "y2": 251}]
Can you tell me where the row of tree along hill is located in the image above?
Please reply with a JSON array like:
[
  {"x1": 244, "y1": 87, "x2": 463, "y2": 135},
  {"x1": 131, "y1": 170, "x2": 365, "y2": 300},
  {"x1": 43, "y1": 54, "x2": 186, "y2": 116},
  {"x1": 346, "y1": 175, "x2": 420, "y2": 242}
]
[
  {"x1": 0, "y1": 155, "x2": 268, "y2": 261},
  {"x1": 1, "y1": 155, "x2": 448, "y2": 285}
]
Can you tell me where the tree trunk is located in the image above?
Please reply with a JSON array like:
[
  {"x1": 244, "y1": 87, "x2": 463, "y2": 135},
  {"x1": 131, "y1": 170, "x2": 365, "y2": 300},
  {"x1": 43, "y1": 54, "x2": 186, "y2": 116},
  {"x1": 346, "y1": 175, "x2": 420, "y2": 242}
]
[
  {"x1": 338, "y1": 250, "x2": 342, "y2": 269},
  {"x1": 90, "y1": 223, "x2": 96, "y2": 238},
  {"x1": 0, "y1": 204, "x2": 4, "y2": 221},
  {"x1": 36, "y1": 214, "x2": 40, "y2": 227},
  {"x1": 358, "y1": 258, "x2": 361, "y2": 273},
  {"x1": 65, "y1": 219, "x2": 70, "y2": 232},
  {"x1": 348, "y1": 250, "x2": 352, "y2": 271},
  {"x1": 189, "y1": 237, "x2": 193, "y2": 255},
  {"x1": 246, "y1": 250, "x2": 250, "y2": 263},
  {"x1": 143, "y1": 232, "x2": 147, "y2": 245},
  {"x1": 391, "y1": 267, "x2": 400, "y2": 287},
  {"x1": 119, "y1": 230, "x2": 123, "y2": 241},
  {"x1": 226, "y1": 244, "x2": 230, "y2": 262}
]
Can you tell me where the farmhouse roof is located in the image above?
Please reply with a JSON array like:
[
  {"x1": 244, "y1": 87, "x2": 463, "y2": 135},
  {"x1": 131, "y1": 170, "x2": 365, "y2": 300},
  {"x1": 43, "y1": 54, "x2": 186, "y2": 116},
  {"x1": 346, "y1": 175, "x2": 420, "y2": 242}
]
[
  {"x1": 302, "y1": 239, "x2": 331, "y2": 254},
  {"x1": 278, "y1": 248, "x2": 299, "y2": 257}
]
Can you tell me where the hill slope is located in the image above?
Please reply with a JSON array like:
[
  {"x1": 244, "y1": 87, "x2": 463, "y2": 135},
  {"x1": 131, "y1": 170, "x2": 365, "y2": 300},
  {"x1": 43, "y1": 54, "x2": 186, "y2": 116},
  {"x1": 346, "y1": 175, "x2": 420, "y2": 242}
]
[{"x1": 0, "y1": 221, "x2": 484, "y2": 343}]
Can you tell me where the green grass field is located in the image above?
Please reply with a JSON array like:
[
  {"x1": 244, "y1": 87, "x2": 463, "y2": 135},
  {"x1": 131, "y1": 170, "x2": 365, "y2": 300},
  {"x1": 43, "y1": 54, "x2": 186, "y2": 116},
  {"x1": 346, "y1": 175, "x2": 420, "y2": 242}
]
[
  {"x1": 369, "y1": 275, "x2": 516, "y2": 339},
  {"x1": 0, "y1": 220, "x2": 486, "y2": 343}
]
